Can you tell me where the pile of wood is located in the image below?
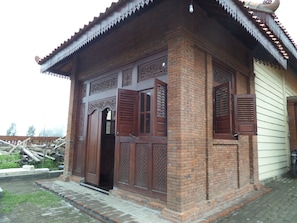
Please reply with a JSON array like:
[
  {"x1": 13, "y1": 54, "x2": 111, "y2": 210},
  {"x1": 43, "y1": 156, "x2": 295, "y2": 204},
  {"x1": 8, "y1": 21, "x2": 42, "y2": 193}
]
[{"x1": 0, "y1": 137, "x2": 65, "y2": 168}]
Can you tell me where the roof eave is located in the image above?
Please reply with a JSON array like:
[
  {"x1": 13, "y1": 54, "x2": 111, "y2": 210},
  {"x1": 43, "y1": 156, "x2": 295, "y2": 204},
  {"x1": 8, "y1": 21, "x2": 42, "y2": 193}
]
[
  {"x1": 217, "y1": 0, "x2": 287, "y2": 69},
  {"x1": 40, "y1": 0, "x2": 155, "y2": 74}
]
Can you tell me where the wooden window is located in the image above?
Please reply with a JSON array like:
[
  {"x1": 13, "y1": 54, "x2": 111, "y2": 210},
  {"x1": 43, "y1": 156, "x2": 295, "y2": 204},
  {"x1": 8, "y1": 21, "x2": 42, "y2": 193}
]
[
  {"x1": 233, "y1": 94, "x2": 257, "y2": 135},
  {"x1": 214, "y1": 82, "x2": 232, "y2": 135},
  {"x1": 155, "y1": 79, "x2": 167, "y2": 136},
  {"x1": 213, "y1": 61, "x2": 257, "y2": 138},
  {"x1": 116, "y1": 89, "x2": 138, "y2": 136},
  {"x1": 117, "y1": 79, "x2": 167, "y2": 137},
  {"x1": 140, "y1": 90, "x2": 152, "y2": 134}
]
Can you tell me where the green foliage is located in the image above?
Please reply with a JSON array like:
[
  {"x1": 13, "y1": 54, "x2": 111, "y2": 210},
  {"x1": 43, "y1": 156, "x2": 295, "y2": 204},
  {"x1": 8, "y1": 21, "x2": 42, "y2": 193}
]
[
  {"x1": 33, "y1": 159, "x2": 60, "y2": 170},
  {"x1": 0, "y1": 162, "x2": 20, "y2": 169},
  {"x1": 26, "y1": 125, "x2": 36, "y2": 136},
  {"x1": 6, "y1": 123, "x2": 17, "y2": 136},
  {"x1": 0, "y1": 154, "x2": 21, "y2": 169},
  {"x1": 0, "y1": 153, "x2": 61, "y2": 170},
  {"x1": 0, "y1": 190, "x2": 60, "y2": 213}
]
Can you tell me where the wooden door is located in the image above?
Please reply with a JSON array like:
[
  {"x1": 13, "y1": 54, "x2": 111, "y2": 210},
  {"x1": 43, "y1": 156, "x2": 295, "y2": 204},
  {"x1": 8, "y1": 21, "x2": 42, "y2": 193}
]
[
  {"x1": 85, "y1": 109, "x2": 102, "y2": 186},
  {"x1": 114, "y1": 86, "x2": 167, "y2": 200}
]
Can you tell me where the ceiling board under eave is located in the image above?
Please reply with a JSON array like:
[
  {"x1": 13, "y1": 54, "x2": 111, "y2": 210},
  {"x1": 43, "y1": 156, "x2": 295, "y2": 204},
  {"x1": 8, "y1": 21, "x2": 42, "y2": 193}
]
[
  {"x1": 196, "y1": 0, "x2": 259, "y2": 49},
  {"x1": 48, "y1": 59, "x2": 73, "y2": 76},
  {"x1": 195, "y1": 0, "x2": 286, "y2": 68}
]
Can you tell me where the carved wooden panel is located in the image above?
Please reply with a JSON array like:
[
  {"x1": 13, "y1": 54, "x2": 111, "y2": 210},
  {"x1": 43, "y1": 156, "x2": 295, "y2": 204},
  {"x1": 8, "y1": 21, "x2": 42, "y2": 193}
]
[
  {"x1": 73, "y1": 102, "x2": 85, "y2": 176},
  {"x1": 135, "y1": 143, "x2": 149, "y2": 189},
  {"x1": 78, "y1": 103, "x2": 85, "y2": 136},
  {"x1": 152, "y1": 144, "x2": 167, "y2": 193},
  {"x1": 81, "y1": 84, "x2": 87, "y2": 99},
  {"x1": 122, "y1": 68, "x2": 132, "y2": 87},
  {"x1": 119, "y1": 143, "x2": 130, "y2": 184},
  {"x1": 213, "y1": 62, "x2": 233, "y2": 85},
  {"x1": 90, "y1": 74, "x2": 118, "y2": 95},
  {"x1": 88, "y1": 97, "x2": 116, "y2": 114},
  {"x1": 138, "y1": 56, "x2": 167, "y2": 82}
]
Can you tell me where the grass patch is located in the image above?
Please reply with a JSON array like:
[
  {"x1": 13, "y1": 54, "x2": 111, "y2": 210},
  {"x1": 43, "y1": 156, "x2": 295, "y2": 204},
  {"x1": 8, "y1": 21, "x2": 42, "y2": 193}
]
[
  {"x1": 0, "y1": 153, "x2": 61, "y2": 170},
  {"x1": 0, "y1": 190, "x2": 60, "y2": 213},
  {"x1": 34, "y1": 159, "x2": 61, "y2": 170},
  {"x1": 0, "y1": 154, "x2": 21, "y2": 169}
]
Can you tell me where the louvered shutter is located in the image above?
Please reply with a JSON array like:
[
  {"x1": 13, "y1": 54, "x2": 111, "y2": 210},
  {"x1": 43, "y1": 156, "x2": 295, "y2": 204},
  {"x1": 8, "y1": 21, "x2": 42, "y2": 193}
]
[
  {"x1": 116, "y1": 89, "x2": 138, "y2": 136},
  {"x1": 233, "y1": 94, "x2": 257, "y2": 135},
  {"x1": 155, "y1": 79, "x2": 167, "y2": 136},
  {"x1": 214, "y1": 82, "x2": 232, "y2": 134}
]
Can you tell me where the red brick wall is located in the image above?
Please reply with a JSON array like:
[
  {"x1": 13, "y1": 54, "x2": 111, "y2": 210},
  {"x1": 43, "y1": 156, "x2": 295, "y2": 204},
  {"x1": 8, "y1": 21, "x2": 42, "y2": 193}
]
[
  {"x1": 62, "y1": 0, "x2": 260, "y2": 221},
  {"x1": 209, "y1": 142, "x2": 239, "y2": 198},
  {"x1": 167, "y1": 28, "x2": 207, "y2": 215},
  {"x1": 164, "y1": 25, "x2": 257, "y2": 221}
]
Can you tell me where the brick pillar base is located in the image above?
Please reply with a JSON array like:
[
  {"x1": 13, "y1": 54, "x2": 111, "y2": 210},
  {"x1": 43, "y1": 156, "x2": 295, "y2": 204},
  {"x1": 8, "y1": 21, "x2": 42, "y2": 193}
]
[
  {"x1": 59, "y1": 173, "x2": 71, "y2": 182},
  {"x1": 161, "y1": 207, "x2": 200, "y2": 223}
]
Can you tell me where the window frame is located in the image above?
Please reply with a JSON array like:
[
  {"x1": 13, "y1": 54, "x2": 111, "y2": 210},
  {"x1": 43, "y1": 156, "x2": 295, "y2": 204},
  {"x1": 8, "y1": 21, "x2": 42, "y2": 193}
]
[
  {"x1": 212, "y1": 61, "x2": 257, "y2": 139},
  {"x1": 139, "y1": 89, "x2": 153, "y2": 135},
  {"x1": 213, "y1": 61, "x2": 236, "y2": 139},
  {"x1": 116, "y1": 79, "x2": 167, "y2": 138}
]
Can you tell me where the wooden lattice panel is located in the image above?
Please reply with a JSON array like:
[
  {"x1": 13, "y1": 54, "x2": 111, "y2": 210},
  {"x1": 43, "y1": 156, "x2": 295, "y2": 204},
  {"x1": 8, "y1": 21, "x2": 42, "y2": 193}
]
[
  {"x1": 157, "y1": 83, "x2": 167, "y2": 118},
  {"x1": 90, "y1": 74, "x2": 118, "y2": 95},
  {"x1": 78, "y1": 103, "x2": 85, "y2": 137},
  {"x1": 152, "y1": 144, "x2": 167, "y2": 193},
  {"x1": 122, "y1": 68, "x2": 132, "y2": 87},
  {"x1": 135, "y1": 144, "x2": 149, "y2": 189},
  {"x1": 213, "y1": 62, "x2": 233, "y2": 84},
  {"x1": 88, "y1": 97, "x2": 116, "y2": 114},
  {"x1": 137, "y1": 56, "x2": 167, "y2": 82},
  {"x1": 119, "y1": 143, "x2": 130, "y2": 184},
  {"x1": 80, "y1": 83, "x2": 87, "y2": 99}
]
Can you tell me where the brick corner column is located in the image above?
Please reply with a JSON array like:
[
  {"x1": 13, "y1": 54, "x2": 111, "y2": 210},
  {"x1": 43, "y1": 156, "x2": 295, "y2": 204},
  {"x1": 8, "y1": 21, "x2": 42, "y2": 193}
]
[
  {"x1": 61, "y1": 60, "x2": 79, "y2": 181},
  {"x1": 162, "y1": 27, "x2": 207, "y2": 222}
]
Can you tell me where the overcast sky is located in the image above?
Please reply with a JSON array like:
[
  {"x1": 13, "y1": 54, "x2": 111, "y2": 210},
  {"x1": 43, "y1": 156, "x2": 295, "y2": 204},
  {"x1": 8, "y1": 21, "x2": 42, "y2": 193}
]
[
  {"x1": 0, "y1": 0, "x2": 296, "y2": 136},
  {"x1": 0, "y1": 1, "x2": 114, "y2": 135}
]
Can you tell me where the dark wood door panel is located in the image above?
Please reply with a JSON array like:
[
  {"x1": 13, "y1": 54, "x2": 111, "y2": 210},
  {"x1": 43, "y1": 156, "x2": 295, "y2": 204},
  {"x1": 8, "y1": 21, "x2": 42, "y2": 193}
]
[
  {"x1": 85, "y1": 110, "x2": 102, "y2": 186},
  {"x1": 115, "y1": 137, "x2": 167, "y2": 201}
]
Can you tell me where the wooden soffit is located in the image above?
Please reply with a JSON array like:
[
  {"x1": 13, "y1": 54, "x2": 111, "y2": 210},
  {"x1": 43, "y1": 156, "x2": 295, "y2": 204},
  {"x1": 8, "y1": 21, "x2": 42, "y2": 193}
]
[{"x1": 215, "y1": 0, "x2": 287, "y2": 68}]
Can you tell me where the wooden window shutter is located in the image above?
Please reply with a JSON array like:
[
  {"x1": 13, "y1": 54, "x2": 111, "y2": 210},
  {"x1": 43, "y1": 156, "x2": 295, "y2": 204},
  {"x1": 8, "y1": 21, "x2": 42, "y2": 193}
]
[
  {"x1": 233, "y1": 94, "x2": 257, "y2": 135},
  {"x1": 116, "y1": 89, "x2": 138, "y2": 136},
  {"x1": 214, "y1": 82, "x2": 232, "y2": 134},
  {"x1": 155, "y1": 79, "x2": 167, "y2": 136}
]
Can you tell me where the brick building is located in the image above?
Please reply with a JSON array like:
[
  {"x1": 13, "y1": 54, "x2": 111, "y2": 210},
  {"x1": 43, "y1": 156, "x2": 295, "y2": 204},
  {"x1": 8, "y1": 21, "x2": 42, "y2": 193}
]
[{"x1": 38, "y1": 0, "x2": 297, "y2": 222}]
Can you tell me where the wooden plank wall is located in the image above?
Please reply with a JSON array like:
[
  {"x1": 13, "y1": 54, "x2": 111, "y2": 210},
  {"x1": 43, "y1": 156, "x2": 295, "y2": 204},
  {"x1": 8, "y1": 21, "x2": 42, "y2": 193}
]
[{"x1": 254, "y1": 62, "x2": 297, "y2": 180}]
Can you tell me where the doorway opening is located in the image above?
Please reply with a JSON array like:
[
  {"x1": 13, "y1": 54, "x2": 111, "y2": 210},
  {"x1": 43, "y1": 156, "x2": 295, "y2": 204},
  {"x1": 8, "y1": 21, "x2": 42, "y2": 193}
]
[
  {"x1": 84, "y1": 107, "x2": 115, "y2": 192},
  {"x1": 99, "y1": 108, "x2": 116, "y2": 190}
]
